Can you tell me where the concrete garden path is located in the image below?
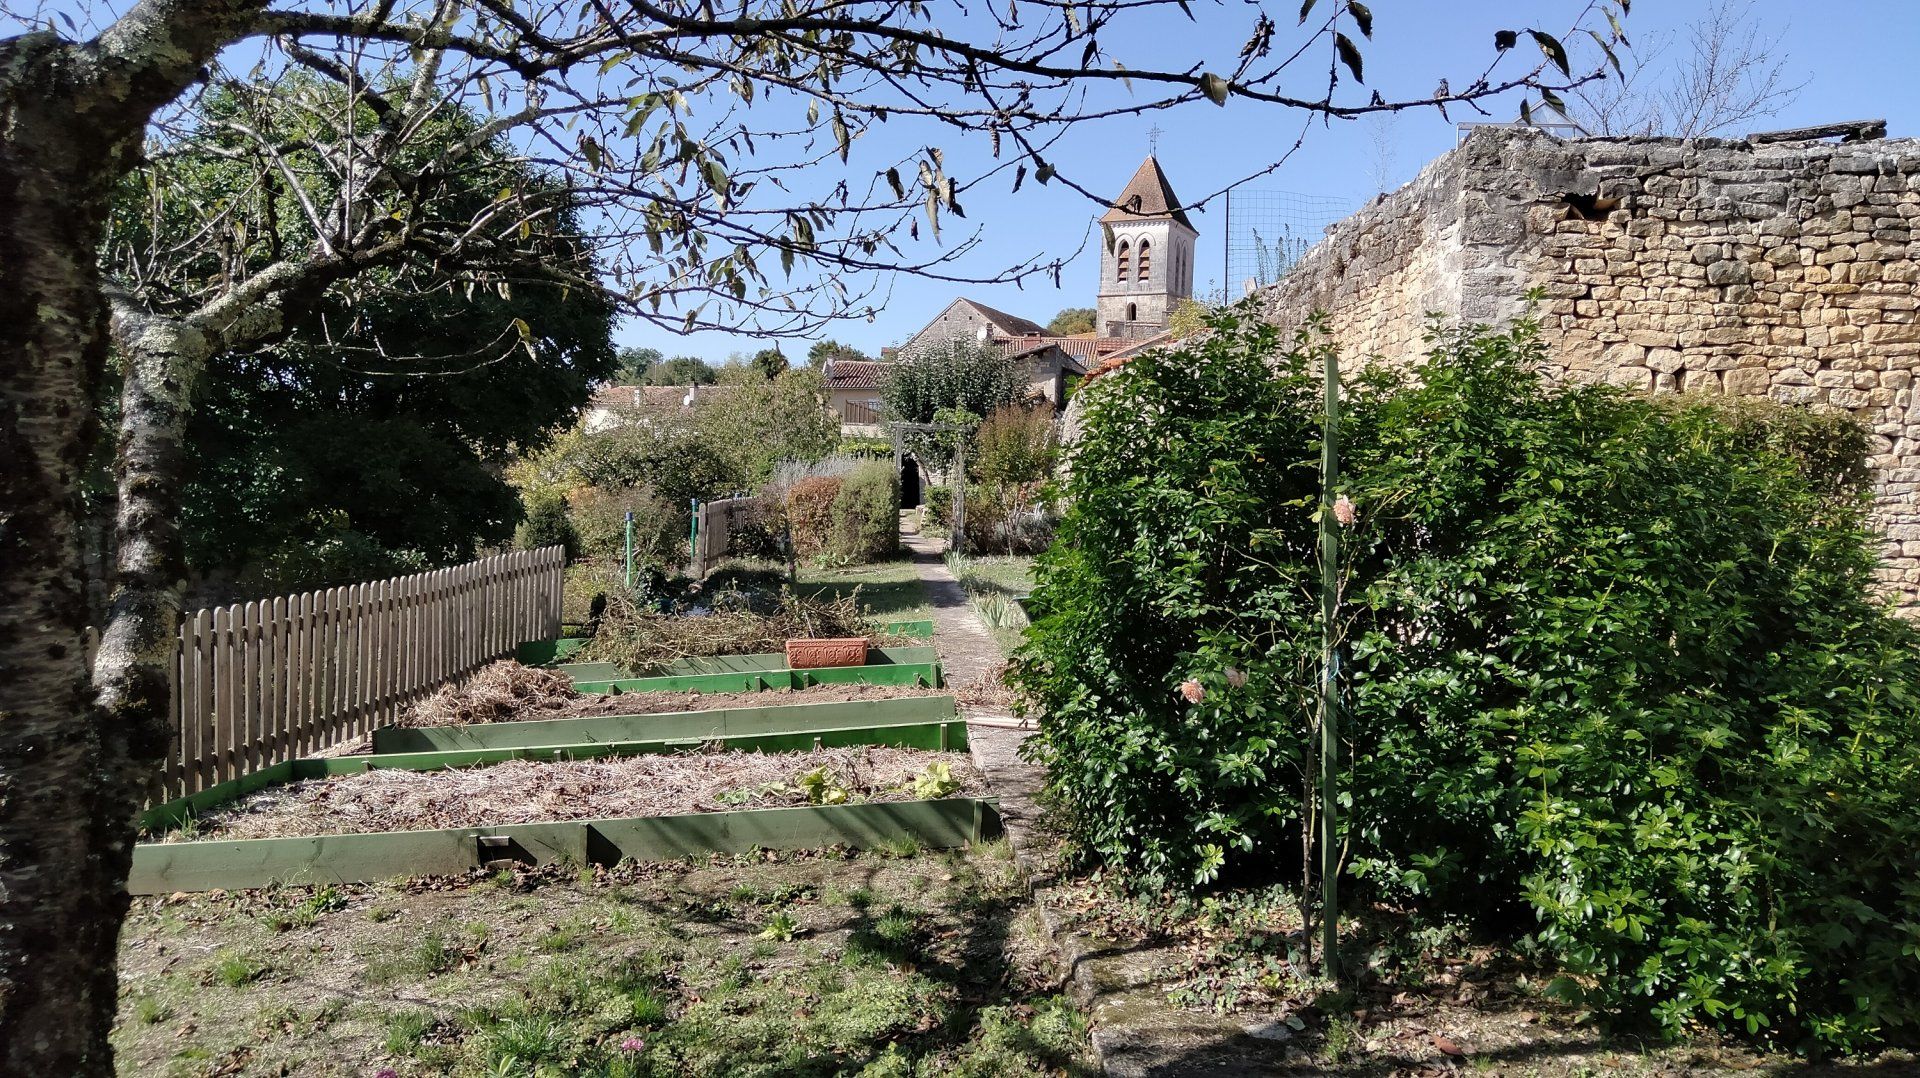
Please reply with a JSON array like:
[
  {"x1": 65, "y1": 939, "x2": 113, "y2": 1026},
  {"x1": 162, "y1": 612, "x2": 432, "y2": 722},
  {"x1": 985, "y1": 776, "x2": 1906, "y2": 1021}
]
[{"x1": 900, "y1": 516, "x2": 1283, "y2": 1076}]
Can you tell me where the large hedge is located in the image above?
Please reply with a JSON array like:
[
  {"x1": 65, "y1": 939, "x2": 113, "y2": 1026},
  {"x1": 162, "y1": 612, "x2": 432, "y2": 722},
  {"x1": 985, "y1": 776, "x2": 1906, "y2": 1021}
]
[{"x1": 1012, "y1": 310, "x2": 1920, "y2": 1051}]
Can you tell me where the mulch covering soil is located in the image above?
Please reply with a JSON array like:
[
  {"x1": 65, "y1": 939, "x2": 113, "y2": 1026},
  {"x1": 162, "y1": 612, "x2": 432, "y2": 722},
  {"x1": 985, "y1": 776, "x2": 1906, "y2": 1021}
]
[
  {"x1": 398, "y1": 659, "x2": 946, "y2": 729},
  {"x1": 165, "y1": 745, "x2": 980, "y2": 842}
]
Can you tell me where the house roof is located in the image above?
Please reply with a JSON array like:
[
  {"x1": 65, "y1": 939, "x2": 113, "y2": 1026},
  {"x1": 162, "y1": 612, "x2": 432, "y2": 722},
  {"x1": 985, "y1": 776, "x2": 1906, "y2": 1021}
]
[
  {"x1": 823, "y1": 359, "x2": 892, "y2": 389},
  {"x1": 588, "y1": 383, "x2": 735, "y2": 412},
  {"x1": 962, "y1": 299, "x2": 1048, "y2": 338},
  {"x1": 1000, "y1": 338, "x2": 1089, "y2": 372},
  {"x1": 1098, "y1": 156, "x2": 1194, "y2": 230},
  {"x1": 1083, "y1": 330, "x2": 1175, "y2": 381}
]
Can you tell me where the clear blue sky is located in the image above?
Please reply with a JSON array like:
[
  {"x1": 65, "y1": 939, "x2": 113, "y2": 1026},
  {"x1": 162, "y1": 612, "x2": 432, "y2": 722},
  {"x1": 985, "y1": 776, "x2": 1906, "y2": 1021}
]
[{"x1": 618, "y1": 0, "x2": 1920, "y2": 363}]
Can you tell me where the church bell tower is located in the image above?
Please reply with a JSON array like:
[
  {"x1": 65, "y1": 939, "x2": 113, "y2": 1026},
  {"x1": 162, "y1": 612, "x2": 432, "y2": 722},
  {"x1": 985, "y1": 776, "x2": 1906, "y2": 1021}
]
[{"x1": 1096, "y1": 155, "x2": 1198, "y2": 339}]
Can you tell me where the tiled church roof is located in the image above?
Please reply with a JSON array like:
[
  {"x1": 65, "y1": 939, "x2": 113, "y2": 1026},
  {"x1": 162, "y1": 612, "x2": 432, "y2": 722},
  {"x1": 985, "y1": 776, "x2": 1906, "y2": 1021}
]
[{"x1": 1098, "y1": 156, "x2": 1194, "y2": 229}]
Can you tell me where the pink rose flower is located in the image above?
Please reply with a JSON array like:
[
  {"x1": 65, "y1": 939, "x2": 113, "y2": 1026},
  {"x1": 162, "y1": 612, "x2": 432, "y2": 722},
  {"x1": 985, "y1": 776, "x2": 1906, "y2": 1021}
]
[
  {"x1": 1224, "y1": 667, "x2": 1248, "y2": 689},
  {"x1": 1332, "y1": 495, "x2": 1356, "y2": 527},
  {"x1": 1179, "y1": 679, "x2": 1206, "y2": 704}
]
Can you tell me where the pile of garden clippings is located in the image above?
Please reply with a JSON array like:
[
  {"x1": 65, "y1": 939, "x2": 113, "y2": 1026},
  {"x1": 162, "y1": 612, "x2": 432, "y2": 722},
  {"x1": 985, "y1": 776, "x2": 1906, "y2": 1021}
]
[
  {"x1": 401, "y1": 660, "x2": 578, "y2": 727},
  {"x1": 167, "y1": 745, "x2": 981, "y2": 841},
  {"x1": 584, "y1": 587, "x2": 910, "y2": 673}
]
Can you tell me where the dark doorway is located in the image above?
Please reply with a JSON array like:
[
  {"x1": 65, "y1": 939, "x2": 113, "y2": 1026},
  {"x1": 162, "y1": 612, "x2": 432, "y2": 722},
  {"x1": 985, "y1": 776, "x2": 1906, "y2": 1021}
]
[{"x1": 899, "y1": 455, "x2": 923, "y2": 508}]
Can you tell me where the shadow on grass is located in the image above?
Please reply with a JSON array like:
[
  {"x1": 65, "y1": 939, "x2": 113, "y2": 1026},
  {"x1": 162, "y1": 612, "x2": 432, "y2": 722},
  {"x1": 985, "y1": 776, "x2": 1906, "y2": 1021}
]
[{"x1": 797, "y1": 558, "x2": 935, "y2": 619}]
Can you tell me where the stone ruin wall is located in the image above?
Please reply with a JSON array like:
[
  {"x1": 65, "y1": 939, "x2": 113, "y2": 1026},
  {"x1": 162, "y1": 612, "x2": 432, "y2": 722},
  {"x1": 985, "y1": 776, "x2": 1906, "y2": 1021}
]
[{"x1": 1259, "y1": 129, "x2": 1920, "y2": 609}]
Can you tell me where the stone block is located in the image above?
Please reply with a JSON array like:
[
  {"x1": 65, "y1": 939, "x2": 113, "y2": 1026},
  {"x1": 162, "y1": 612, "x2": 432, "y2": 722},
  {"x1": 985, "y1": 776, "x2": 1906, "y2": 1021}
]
[
  {"x1": 1724, "y1": 367, "x2": 1772, "y2": 395},
  {"x1": 1605, "y1": 366, "x2": 1652, "y2": 390},
  {"x1": 1707, "y1": 260, "x2": 1752, "y2": 285}
]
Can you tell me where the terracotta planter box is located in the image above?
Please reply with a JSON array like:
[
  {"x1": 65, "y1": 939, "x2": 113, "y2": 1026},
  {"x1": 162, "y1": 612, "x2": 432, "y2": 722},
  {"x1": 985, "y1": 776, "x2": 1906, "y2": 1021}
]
[{"x1": 785, "y1": 637, "x2": 869, "y2": 669}]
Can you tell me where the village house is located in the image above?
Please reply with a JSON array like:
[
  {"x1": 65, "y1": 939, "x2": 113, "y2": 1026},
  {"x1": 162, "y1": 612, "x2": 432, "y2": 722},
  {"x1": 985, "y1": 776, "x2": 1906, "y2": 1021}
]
[
  {"x1": 590, "y1": 156, "x2": 1202, "y2": 437},
  {"x1": 824, "y1": 155, "x2": 1201, "y2": 431}
]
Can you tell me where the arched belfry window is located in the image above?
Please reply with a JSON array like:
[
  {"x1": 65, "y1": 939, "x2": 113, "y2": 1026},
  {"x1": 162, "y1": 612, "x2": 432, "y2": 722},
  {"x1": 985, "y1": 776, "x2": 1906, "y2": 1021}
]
[
  {"x1": 1137, "y1": 239, "x2": 1152, "y2": 281},
  {"x1": 1126, "y1": 302, "x2": 1138, "y2": 322},
  {"x1": 1115, "y1": 241, "x2": 1130, "y2": 283}
]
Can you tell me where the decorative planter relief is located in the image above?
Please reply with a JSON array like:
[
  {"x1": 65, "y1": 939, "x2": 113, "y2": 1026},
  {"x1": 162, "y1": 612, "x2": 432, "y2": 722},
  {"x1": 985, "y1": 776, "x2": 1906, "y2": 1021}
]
[{"x1": 785, "y1": 637, "x2": 869, "y2": 669}]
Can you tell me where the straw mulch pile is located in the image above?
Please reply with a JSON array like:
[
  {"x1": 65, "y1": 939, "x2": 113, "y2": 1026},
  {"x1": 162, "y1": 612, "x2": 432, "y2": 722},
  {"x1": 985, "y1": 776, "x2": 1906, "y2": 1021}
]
[
  {"x1": 400, "y1": 661, "x2": 578, "y2": 728},
  {"x1": 170, "y1": 746, "x2": 980, "y2": 842}
]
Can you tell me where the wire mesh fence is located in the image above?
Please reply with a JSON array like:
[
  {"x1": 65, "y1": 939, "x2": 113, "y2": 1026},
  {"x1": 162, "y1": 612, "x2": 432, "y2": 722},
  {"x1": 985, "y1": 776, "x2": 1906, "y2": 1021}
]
[{"x1": 1221, "y1": 187, "x2": 1355, "y2": 299}]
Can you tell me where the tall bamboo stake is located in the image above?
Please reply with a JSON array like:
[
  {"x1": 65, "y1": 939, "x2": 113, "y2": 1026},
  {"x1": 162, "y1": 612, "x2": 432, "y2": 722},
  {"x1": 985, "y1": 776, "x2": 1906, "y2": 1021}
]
[{"x1": 1318, "y1": 346, "x2": 1341, "y2": 980}]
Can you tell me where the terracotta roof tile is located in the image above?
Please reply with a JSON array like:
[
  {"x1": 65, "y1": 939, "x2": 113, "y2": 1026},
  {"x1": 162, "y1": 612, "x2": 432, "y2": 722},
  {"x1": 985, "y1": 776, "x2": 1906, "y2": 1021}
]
[{"x1": 824, "y1": 359, "x2": 892, "y2": 389}]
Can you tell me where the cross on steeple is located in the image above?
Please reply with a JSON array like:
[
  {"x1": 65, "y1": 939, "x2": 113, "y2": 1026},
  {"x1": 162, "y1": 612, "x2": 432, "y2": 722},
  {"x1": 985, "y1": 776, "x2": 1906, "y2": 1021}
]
[{"x1": 1146, "y1": 123, "x2": 1163, "y2": 155}]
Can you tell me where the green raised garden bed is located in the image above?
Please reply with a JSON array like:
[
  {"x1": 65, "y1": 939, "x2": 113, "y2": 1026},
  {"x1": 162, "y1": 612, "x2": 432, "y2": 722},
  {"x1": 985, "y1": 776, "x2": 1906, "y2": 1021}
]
[
  {"x1": 128, "y1": 798, "x2": 1000, "y2": 895},
  {"x1": 141, "y1": 710, "x2": 966, "y2": 835},
  {"x1": 371, "y1": 695, "x2": 960, "y2": 754},
  {"x1": 566, "y1": 646, "x2": 943, "y2": 695},
  {"x1": 512, "y1": 620, "x2": 933, "y2": 670}
]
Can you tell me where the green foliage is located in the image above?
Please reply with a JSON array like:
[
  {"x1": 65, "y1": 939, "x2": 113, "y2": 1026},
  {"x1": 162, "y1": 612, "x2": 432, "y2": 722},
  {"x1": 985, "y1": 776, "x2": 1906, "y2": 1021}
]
[
  {"x1": 880, "y1": 340, "x2": 1021, "y2": 427},
  {"x1": 1166, "y1": 298, "x2": 1218, "y2": 339},
  {"x1": 922, "y1": 486, "x2": 952, "y2": 529},
  {"x1": 615, "y1": 346, "x2": 664, "y2": 384},
  {"x1": 835, "y1": 435, "x2": 893, "y2": 458},
  {"x1": 909, "y1": 762, "x2": 959, "y2": 800},
  {"x1": 795, "y1": 767, "x2": 851, "y2": 805},
  {"x1": 969, "y1": 404, "x2": 1059, "y2": 487},
  {"x1": 646, "y1": 356, "x2": 719, "y2": 385},
  {"x1": 786, "y1": 477, "x2": 845, "y2": 561},
  {"x1": 111, "y1": 83, "x2": 615, "y2": 594},
  {"x1": 515, "y1": 489, "x2": 578, "y2": 559},
  {"x1": 695, "y1": 368, "x2": 840, "y2": 487},
  {"x1": 567, "y1": 485, "x2": 684, "y2": 567},
  {"x1": 1015, "y1": 307, "x2": 1920, "y2": 1051},
  {"x1": 808, "y1": 339, "x2": 869, "y2": 367},
  {"x1": 521, "y1": 421, "x2": 739, "y2": 509},
  {"x1": 750, "y1": 347, "x2": 790, "y2": 380},
  {"x1": 965, "y1": 404, "x2": 1060, "y2": 553},
  {"x1": 1046, "y1": 307, "x2": 1097, "y2": 336},
  {"x1": 829, "y1": 461, "x2": 900, "y2": 564}
]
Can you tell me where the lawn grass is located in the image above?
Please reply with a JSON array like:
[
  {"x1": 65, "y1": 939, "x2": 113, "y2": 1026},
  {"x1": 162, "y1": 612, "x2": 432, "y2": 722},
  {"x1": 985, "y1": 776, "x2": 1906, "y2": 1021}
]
[
  {"x1": 113, "y1": 843, "x2": 1090, "y2": 1077},
  {"x1": 797, "y1": 558, "x2": 936, "y2": 623}
]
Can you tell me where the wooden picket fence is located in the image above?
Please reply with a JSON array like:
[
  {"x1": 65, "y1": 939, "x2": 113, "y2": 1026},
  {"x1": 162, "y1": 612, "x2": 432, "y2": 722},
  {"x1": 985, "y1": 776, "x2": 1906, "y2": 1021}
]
[
  {"x1": 692, "y1": 495, "x2": 763, "y2": 578},
  {"x1": 153, "y1": 547, "x2": 566, "y2": 802}
]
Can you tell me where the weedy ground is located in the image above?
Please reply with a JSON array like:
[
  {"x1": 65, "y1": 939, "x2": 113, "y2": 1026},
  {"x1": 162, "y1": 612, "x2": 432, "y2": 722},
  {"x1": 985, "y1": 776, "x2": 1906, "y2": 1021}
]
[
  {"x1": 114, "y1": 842, "x2": 1091, "y2": 1077},
  {"x1": 1046, "y1": 869, "x2": 1920, "y2": 1077}
]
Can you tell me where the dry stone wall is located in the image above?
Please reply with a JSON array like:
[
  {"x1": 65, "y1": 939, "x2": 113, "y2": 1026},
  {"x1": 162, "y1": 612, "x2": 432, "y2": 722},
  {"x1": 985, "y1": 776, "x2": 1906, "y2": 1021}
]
[{"x1": 1258, "y1": 128, "x2": 1920, "y2": 609}]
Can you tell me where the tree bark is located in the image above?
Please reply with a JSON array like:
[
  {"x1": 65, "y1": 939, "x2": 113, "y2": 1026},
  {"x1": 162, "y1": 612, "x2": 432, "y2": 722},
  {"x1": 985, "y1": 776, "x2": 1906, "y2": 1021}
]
[
  {"x1": 0, "y1": 39, "x2": 146, "y2": 1074},
  {"x1": 0, "y1": 4, "x2": 266, "y2": 1068}
]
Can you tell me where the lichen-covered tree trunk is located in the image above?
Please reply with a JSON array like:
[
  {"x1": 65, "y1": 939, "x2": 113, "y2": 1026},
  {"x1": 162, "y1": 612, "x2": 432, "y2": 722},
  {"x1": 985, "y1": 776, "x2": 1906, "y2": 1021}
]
[
  {"x1": 0, "y1": 48, "x2": 140, "y2": 1074},
  {"x1": 0, "y1": 8, "x2": 264, "y2": 1069}
]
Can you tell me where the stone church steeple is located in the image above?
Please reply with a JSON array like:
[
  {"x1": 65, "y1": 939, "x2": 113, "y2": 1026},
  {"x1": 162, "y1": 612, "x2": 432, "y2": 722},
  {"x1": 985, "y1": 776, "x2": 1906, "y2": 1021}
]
[{"x1": 1096, "y1": 156, "x2": 1198, "y2": 339}]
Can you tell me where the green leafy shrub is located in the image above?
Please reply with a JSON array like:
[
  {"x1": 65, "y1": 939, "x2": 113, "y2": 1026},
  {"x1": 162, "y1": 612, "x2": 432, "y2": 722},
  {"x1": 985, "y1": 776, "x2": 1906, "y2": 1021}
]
[
  {"x1": 568, "y1": 484, "x2": 684, "y2": 566},
  {"x1": 922, "y1": 485, "x2": 952, "y2": 529},
  {"x1": 827, "y1": 460, "x2": 898, "y2": 563},
  {"x1": 786, "y1": 477, "x2": 843, "y2": 560},
  {"x1": 971, "y1": 404, "x2": 1059, "y2": 487},
  {"x1": 515, "y1": 489, "x2": 578, "y2": 558},
  {"x1": 880, "y1": 340, "x2": 1020, "y2": 426},
  {"x1": 1014, "y1": 308, "x2": 1920, "y2": 1051}
]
